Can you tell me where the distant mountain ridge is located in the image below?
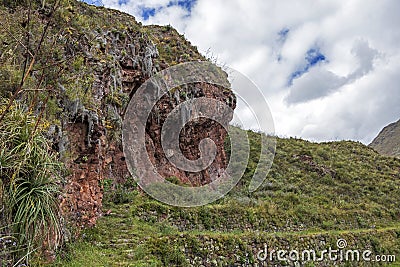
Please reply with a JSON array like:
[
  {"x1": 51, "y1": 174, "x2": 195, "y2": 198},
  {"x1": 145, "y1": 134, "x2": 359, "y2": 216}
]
[{"x1": 370, "y1": 119, "x2": 400, "y2": 157}]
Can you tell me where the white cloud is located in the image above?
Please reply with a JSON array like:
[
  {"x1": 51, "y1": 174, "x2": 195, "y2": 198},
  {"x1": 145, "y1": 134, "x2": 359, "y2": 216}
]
[
  {"x1": 286, "y1": 68, "x2": 347, "y2": 104},
  {"x1": 286, "y1": 39, "x2": 380, "y2": 104},
  {"x1": 101, "y1": 0, "x2": 400, "y2": 144}
]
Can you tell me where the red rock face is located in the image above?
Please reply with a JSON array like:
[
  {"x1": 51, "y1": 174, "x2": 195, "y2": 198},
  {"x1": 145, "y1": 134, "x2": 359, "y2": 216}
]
[
  {"x1": 145, "y1": 83, "x2": 236, "y2": 186},
  {"x1": 59, "y1": 27, "x2": 236, "y2": 228},
  {"x1": 60, "y1": 122, "x2": 105, "y2": 228},
  {"x1": 59, "y1": 27, "x2": 155, "y2": 228},
  {"x1": 60, "y1": 82, "x2": 235, "y2": 228}
]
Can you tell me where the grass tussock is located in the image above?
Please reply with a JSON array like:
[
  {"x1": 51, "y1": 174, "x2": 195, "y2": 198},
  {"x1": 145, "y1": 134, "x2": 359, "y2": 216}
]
[{"x1": 0, "y1": 100, "x2": 63, "y2": 265}]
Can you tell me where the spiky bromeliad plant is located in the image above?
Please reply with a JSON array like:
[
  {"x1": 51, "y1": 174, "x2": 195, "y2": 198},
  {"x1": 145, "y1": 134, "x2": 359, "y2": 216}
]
[{"x1": 0, "y1": 100, "x2": 63, "y2": 264}]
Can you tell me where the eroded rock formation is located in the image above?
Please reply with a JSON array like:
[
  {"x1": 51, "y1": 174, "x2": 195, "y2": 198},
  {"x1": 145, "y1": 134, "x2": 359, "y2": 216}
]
[
  {"x1": 370, "y1": 119, "x2": 400, "y2": 158},
  {"x1": 50, "y1": 3, "x2": 236, "y2": 227},
  {"x1": 145, "y1": 83, "x2": 235, "y2": 186}
]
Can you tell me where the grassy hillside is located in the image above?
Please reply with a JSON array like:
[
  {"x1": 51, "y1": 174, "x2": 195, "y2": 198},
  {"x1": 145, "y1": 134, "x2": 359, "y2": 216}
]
[{"x1": 50, "y1": 129, "x2": 400, "y2": 266}]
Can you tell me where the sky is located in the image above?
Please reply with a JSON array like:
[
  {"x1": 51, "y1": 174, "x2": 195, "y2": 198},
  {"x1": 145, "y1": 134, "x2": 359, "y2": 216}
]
[{"x1": 82, "y1": 0, "x2": 400, "y2": 144}]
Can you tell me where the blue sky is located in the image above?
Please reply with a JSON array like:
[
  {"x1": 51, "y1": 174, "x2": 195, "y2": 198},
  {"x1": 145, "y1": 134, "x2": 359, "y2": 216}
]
[
  {"x1": 289, "y1": 47, "x2": 326, "y2": 86},
  {"x1": 140, "y1": 1, "x2": 196, "y2": 20},
  {"x1": 81, "y1": 0, "x2": 103, "y2": 6},
  {"x1": 83, "y1": 0, "x2": 400, "y2": 144},
  {"x1": 170, "y1": 0, "x2": 196, "y2": 12},
  {"x1": 141, "y1": 7, "x2": 156, "y2": 20}
]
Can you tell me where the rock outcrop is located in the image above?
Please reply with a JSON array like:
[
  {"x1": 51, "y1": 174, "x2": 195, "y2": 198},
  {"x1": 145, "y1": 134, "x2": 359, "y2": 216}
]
[
  {"x1": 0, "y1": 1, "x2": 236, "y2": 227},
  {"x1": 370, "y1": 119, "x2": 400, "y2": 158},
  {"x1": 57, "y1": 20, "x2": 159, "y2": 227},
  {"x1": 145, "y1": 82, "x2": 235, "y2": 186}
]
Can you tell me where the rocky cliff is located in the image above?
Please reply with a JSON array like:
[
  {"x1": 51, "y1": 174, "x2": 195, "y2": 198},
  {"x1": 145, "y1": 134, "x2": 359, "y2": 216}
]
[
  {"x1": 0, "y1": 0, "x2": 235, "y2": 228},
  {"x1": 370, "y1": 119, "x2": 400, "y2": 158}
]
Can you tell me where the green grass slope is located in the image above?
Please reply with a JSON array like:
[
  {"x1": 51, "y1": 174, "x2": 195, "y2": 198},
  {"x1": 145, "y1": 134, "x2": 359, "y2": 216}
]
[{"x1": 51, "y1": 130, "x2": 400, "y2": 266}]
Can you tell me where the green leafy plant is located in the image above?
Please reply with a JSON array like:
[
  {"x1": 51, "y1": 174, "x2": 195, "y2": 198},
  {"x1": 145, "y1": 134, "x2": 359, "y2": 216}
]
[{"x1": 0, "y1": 100, "x2": 63, "y2": 264}]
